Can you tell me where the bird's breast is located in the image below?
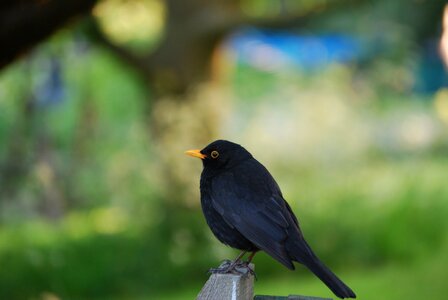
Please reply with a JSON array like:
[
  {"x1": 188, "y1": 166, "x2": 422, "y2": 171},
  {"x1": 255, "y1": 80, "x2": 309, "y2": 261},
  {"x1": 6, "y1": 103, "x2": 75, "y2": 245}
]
[{"x1": 199, "y1": 177, "x2": 256, "y2": 251}]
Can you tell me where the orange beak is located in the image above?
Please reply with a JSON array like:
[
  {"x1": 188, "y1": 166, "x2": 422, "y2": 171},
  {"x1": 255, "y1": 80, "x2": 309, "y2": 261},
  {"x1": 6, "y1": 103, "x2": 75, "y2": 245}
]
[{"x1": 185, "y1": 149, "x2": 206, "y2": 159}]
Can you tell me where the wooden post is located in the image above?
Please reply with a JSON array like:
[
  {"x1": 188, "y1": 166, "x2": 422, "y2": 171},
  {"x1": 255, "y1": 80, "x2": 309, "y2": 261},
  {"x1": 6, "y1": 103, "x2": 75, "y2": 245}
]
[{"x1": 196, "y1": 266, "x2": 254, "y2": 300}]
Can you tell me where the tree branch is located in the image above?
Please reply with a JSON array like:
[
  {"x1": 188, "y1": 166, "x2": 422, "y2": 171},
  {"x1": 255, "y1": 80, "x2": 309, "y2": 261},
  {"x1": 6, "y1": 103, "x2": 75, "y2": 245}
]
[{"x1": 0, "y1": 0, "x2": 97, "y2": 69}]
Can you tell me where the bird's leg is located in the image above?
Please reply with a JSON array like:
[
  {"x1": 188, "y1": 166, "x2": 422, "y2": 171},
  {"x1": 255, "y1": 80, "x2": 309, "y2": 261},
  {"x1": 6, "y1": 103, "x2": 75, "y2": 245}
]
[
  {"x1": 208, "y1": 251, "x2": 247, "y2": 274},
  {"x1": 237, "y1": 251, "x2": 257, "y2": 278},
  {"x1": 247, "y1": 251, "x2": 257, "y2": 263},
  {"x1": 229, "y1": 250, "x2": 257, "y2": 278},
  {"x1": 233, "y1": 250, "x2": 247, "y2": 263},
  {"x1": 209, "y1": 251, "x2": 258, "y2": 278}
]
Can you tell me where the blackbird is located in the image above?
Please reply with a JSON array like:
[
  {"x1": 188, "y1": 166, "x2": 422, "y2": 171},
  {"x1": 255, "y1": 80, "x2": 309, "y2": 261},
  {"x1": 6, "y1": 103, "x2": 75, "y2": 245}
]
[{"x1": 186, "y1": 140, "x2": 356, "y2": 299}]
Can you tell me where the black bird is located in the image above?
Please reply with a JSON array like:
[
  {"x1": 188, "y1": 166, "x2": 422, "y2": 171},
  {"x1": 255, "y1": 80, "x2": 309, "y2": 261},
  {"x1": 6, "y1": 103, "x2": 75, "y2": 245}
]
[{"x1": 186, "y1": 140, "x2": 356, "y2": 299}]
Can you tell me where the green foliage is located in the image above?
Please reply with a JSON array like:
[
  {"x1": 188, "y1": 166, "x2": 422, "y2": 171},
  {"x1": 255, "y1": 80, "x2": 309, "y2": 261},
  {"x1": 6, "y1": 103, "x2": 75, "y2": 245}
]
[{"x1": 0, "y1": 207, "x2": 211, "y2": 299}]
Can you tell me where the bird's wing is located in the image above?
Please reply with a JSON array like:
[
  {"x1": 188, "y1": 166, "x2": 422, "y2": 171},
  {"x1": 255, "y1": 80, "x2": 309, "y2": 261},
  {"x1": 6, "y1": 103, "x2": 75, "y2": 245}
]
[{"x1": 209, "y1": 163, "x2": 297, "y2": 269}]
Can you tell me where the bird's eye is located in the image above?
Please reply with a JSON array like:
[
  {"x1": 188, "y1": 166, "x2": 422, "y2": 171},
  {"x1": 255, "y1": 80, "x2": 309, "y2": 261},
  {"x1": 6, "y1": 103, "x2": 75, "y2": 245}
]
[{"x1": 211, "y1": 150, "x2": 219, "y2": 159}]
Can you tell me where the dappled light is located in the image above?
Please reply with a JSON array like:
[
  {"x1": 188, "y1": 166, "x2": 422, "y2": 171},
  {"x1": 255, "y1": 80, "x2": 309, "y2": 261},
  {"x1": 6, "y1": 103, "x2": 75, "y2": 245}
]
[{"x1": 93, "y1": 0, "x2": 165, "y2": 52}]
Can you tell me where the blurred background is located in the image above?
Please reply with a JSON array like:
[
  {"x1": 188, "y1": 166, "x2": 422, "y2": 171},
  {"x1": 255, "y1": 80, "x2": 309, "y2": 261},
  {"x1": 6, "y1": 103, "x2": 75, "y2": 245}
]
[{"x1": 1, "y1": 0, "x2": 448, "y2": 299}]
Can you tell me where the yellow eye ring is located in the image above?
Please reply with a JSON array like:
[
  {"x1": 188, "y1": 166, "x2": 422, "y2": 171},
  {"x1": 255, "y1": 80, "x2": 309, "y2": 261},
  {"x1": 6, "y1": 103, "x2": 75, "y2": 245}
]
[{"x1": 211, "y1": 150, "x2": 219, "y2": 159}]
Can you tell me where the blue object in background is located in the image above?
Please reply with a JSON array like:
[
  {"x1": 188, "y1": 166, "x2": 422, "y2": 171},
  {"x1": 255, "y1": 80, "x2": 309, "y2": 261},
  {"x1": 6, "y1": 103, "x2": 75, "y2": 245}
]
[
  {"x1": 226, "y1": 28, "x2": 362, "y2": 72},
  {"x1": 415, "y1": 39, "x2": 448, "y2": 94},
  {"x1": 226, "y1": 28, "x2": 448, "y2": 94},
  {"x1": 34, "y1": 56, "x2": 65, "y2": 107}
]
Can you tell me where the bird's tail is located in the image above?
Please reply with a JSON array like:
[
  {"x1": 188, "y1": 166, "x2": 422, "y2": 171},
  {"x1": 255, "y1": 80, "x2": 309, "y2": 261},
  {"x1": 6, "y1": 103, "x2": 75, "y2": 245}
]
[
  {"x1": 304, "y1": 257, "x2": 356, "y2": 299},
  {"x1": 289, "y1": 240, "x2": 356, "y2": 299}
]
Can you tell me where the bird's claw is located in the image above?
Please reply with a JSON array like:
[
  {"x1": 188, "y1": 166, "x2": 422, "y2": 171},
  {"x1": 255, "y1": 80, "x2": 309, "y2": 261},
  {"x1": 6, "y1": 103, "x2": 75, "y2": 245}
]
[
  {"x1": 208, "y1": 260, "x2": 232, "y2": 274},
  {"x1": 208, "y1": 260, "x2": 257, "y2": 279},
  {"x1": 237, "y1": 261, "x2": 257, "y2": 280}
]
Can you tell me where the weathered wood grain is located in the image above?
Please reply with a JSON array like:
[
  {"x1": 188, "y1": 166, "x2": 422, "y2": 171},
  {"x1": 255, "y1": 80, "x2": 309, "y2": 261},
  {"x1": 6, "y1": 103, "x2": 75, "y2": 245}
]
[{"x1": 196, "y1": 270, "x2": 254, "y2": 300}]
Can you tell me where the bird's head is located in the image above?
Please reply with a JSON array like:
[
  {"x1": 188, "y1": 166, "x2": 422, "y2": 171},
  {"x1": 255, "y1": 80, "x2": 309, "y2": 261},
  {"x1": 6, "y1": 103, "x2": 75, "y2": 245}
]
[{"x1": 185, "y1": 140, "x2": 252, "y2": 170}]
